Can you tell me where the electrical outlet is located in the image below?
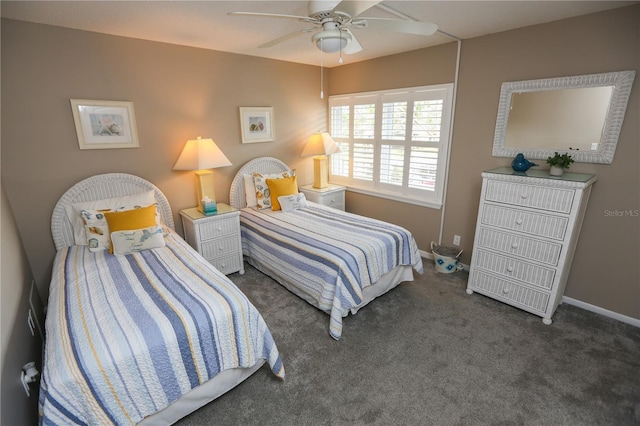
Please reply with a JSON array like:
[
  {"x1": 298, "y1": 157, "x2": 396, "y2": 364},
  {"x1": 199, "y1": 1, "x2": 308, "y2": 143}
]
[{"x1": 453, "y1": 235, "x2": 461, "y2": 246}]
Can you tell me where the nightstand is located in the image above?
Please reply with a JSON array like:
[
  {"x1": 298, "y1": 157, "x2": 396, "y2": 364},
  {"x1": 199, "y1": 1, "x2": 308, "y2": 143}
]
[
  {"x1": 179, "y1": 203, "x2": 244, "y2": 275},
  {"x1": 299, "y1": 184, "x2": 345, "y2": 211}
]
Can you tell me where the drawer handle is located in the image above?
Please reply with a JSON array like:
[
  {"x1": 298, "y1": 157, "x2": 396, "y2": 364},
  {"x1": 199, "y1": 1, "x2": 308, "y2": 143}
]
[
  {"x1": 520, "y1": 193, "x2": 528, "y2": 199},
  {"x1": 515, "y1": 218, "x2": 523, "y2": 225},
  {"x1": 218, "y1": 246, "x2": 224, "y2": 251},
  {"x1": 511, "y1": 243, "x2": 518, "y2": 249},
  {"x1": 507, "y1": 266, "x2": 514, "y2": 273},
  {"x1": 503, "y1": 287, "x2": 510, "y2": 294}
]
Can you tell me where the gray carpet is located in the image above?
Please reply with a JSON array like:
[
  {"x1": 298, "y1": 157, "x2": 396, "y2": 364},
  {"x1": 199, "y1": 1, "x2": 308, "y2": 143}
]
[{"x1": 176, "y1": 259, "x2": 640, "y2": 426}]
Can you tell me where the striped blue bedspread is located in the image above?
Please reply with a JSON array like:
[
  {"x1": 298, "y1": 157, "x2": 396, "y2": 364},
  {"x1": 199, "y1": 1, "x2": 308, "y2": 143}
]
[
  {"x1": 240, "y1": 203, "x2": 423, "y2": 340},
  {"x1": 39, "y1": 230, "x2": 284, "y2": 425}
]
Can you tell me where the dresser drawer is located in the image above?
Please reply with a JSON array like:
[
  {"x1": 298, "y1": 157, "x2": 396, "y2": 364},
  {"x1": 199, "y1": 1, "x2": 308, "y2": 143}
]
[
  {"x1": 473, "y1": 250, "x2": 555, "y2": 290},
  {"x1": 209, "y1": 253, "x2": 243, "y2": 275},
  {"x1": 485, "y1": 180, "x2": 575, "y2": 213},
  {"x1": 481, "y1": 204, "x2": 569, "y2": 241},
  {"x1": 198, "y1": 216, "x2": 239, "y2": 241},
  {"x1": 477, "y1": 227, "x2": 562, "y2": 266},
  {"x1": 200, "y1": 235, "x2": 240, "y2": 260},
  {"x1": 470, "y1": 270, "x2": 550, "y2": 315}
]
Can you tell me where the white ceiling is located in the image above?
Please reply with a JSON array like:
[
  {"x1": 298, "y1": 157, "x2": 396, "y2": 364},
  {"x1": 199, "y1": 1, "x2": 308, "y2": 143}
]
[{"x1": 2, "y1": 1, "x2": 636, "y2": 68}]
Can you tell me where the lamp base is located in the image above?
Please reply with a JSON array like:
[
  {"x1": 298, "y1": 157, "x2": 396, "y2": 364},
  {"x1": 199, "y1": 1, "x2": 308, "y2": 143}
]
[
  {"x1": 312, "y1": 155, "x2": 328, "y2": 189},
  {"x1": 195, "y1": 170, "x2": 217, "y2": 213}
]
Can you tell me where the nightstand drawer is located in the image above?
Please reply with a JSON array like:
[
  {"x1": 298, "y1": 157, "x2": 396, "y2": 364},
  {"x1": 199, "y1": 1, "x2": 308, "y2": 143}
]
[
  {"x1": 485, "y1": 180, "x2": 575, "y2": 213},
  {"x1": 200, "y1": 235, "x2": 240, "y2": 259},
  {"x1": 481, "y1": 204, "x2": 568, "y2": 240},
  {"x1": 209, "y1": 253, "x2": 243, "y2": 275},
  {"x1": 321, "y1": 191, "x2": 344, "y2": 209},
  {"x1": 198, "y1": 216, "x2": 239, "y2": 241},
  {"x1": 473, "y1": 250, "x2": 555, "y2": 290}
]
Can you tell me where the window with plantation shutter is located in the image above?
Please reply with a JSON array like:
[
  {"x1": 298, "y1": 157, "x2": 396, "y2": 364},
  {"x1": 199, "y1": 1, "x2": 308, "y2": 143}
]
[{"x1": 329, "y1": 84, "x2": 454, "y2": 208}]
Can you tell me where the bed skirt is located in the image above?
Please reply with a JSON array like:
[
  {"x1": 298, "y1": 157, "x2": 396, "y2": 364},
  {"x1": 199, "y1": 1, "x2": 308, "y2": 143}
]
[
  {"x1": 247, "y1": 256, "x2": 416, "y2": 319},
  {"x1": 138, "y1": 361, "x2": 265, "y2": 425}
]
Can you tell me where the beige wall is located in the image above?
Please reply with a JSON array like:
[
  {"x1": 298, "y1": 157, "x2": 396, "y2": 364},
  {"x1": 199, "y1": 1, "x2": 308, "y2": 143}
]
[
  {"x1": 1, "y1": 19, "x2": 327, "y2": 300},
  {"x1": 2, "y1": 5, "x2": 639, "y2": 322},
  {"x1": 331, "y1": 5, "x2": 639, "y2": 320}
]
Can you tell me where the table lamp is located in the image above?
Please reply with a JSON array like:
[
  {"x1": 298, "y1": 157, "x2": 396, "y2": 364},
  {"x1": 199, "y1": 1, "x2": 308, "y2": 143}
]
[
  {"x1": 301, "y1": 132, "x2": 340, "y2": 189},
  {"x1": 173, "y1": 136, "x2": 232, "y2": 214}
]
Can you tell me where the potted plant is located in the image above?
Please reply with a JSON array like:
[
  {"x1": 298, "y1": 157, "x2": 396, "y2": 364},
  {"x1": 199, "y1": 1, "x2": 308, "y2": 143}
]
[{"x1": 546, "y1": 152, "x2": 575, "y2": 176}]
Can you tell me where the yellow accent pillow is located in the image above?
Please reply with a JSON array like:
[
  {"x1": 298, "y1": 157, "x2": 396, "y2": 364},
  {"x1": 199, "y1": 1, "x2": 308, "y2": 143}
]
[
  {"x1": 104, "y1": 204, "x2": 158, "y2": 252},
  {"x1": 266, "y1": 176, "x2": 298, "y2": 211}
]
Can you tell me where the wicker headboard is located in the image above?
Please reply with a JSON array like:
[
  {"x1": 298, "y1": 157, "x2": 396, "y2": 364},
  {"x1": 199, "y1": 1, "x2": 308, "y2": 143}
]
[
  {"x1": 51, "y1": 173, "x2": 174, "y2": 250},
  {"x1": 229, "y1": 157, "x2": 291, "y2": 210}
]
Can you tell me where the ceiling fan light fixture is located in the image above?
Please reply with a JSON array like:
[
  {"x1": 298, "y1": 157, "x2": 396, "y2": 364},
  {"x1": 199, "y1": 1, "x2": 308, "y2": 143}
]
[
  {"x1": 316, "y1": 37, "x2": 346, "y2": 53},
  {"x1": 313, "y1": 29, "x2": 351, "y2": 53}
]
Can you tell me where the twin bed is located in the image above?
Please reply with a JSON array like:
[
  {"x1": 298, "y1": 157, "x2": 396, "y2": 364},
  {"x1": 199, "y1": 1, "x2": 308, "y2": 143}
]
[
  {"x1": 229, "y1": 157, "x2": 424, "y2": 340},
  {"x1": 40, "y1": 157, "x2": 423, "y2": 424},
  {"x1": 41, "y1": 173, "x2": 283, "y2": 425}
]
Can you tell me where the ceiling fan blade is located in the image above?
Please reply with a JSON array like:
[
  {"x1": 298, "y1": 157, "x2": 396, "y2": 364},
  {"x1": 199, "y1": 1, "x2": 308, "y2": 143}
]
[
  {"x1": 228, "y1": 11, "x2": 315, "y2": 23},
  {"x1": 258, "y1": 29, "x2": 311, "y2": 48},
  {"x1": 332, "y1": 1, "x2": 381, "y2": 19},
  {"x1": 342, "y1": 29, "x2": 362, "y2": 54},
  {"x1": 363, "y1": 17, "x2": 438, "y2": 36}
]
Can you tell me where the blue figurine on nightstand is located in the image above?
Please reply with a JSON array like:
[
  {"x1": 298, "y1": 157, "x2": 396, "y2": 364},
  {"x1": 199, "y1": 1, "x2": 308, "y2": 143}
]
[{"x1": 511, "y1": 153, "x2": 538, "y2": 172}]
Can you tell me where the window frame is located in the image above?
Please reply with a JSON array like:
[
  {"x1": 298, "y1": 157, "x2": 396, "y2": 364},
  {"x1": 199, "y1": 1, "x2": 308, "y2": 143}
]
[{"x1": 328, "y1": 83, "x2": 454, "y2": 209}]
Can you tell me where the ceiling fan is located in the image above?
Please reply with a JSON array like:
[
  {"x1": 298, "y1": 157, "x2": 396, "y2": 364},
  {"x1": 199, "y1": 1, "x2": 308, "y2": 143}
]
[{"x1": 229, "y1": 0, "x2": 438, "y2": 56}]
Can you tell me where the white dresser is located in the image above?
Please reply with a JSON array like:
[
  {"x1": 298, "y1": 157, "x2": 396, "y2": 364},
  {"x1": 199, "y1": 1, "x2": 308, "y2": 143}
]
[
  {"x1": 466, "y1": 167, "x2": 597, "y2": 324},
  {"x1": 180, "y1": 204, "x2": 244, "y2": 275}
]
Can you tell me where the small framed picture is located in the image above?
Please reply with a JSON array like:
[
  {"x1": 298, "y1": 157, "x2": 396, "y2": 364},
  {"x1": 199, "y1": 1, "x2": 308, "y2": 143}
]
[
  {"x1": 70, "y1": 99, "x2": 139, "y2": 149},
  {"x1": 239, "y1": 107, "x2": 275, "y2": 143}
]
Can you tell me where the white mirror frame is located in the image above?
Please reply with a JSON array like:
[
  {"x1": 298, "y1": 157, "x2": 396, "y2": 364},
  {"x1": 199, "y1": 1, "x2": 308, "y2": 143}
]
[{"x1": 492, "y1": 70, "x2": 635, "y2": 164}]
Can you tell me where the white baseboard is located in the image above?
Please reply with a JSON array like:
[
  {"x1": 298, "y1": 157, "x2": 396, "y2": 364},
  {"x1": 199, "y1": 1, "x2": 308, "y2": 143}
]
[{"x1": 562, "y1": 296, "x2": 640, "y2": 328}]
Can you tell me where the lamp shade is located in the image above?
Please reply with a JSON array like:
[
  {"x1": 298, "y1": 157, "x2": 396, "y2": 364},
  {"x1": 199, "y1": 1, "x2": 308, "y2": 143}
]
[
  {"x1": 173, "y1": 136, "x2": 232, "y2": 170},
  {"x1": 301, "y1": 132, "x2": 341, "y2": 157}
]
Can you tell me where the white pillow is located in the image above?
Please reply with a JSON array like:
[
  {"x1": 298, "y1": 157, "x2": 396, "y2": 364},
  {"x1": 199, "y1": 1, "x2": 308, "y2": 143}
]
[
  {"x1": 278, "y1": 193, "x2": 308, "y2": 212},
  {"x1": 243, "y1": 174, "x2": 258, "y2": 208},
  {"x1": 110, "y1": 225, "x2": 165, "y2": 255},
  {"x1": 65, "y1": 190, "x2": 156, "y2": 245}
]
